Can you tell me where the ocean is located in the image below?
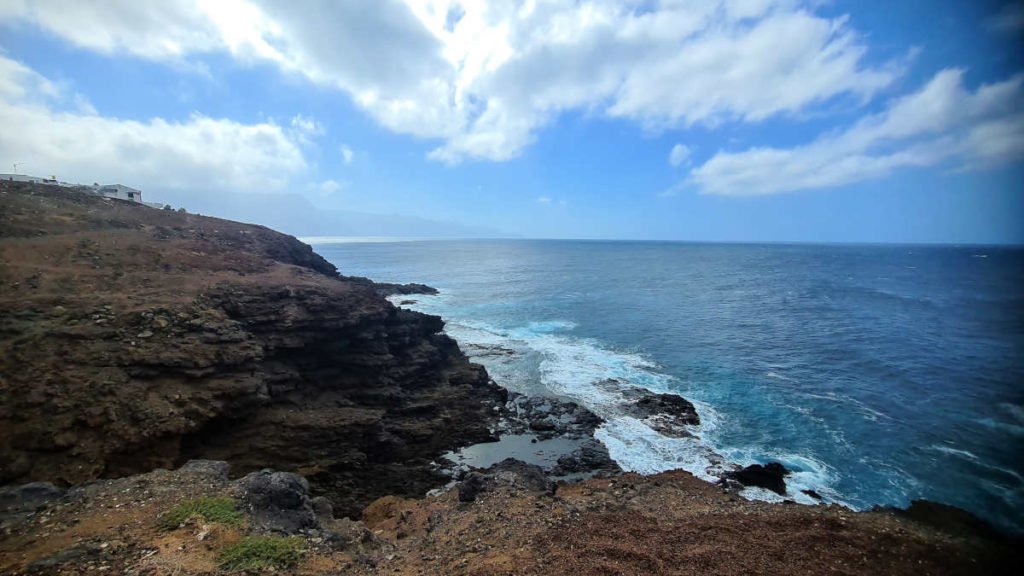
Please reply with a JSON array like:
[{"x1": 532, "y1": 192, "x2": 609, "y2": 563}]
[{"x1": 312, "y1": 240, "x2": 1024, "y2": 533}]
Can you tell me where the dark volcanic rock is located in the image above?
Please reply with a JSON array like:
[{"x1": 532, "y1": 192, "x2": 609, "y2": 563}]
[
  {"x1": 0, "y1": 481, "x2": 64, "y2": 532},
  {"x1": 177, "y1": 459, "x2": 230, "y2": 481},
  {"x1": 620, "y1": 389, "x2": 700, "y2": 438},
  {"x1": 721, "y1": 463, "x2": 790, "y2": 495},
  {"x1": 458, "y1": 458, "x2": 556, "y2": 502},
  {"x1": 457, "y1": 472, "x2": 489, "y2": 503},
  {"x1": 0, "y1": 180, "x2": 507, "y2": 519},
  {"x1": 346, "y1": 277, "x2": 439, "y2": 297},
  {"x1": 550, "y1": 438, "x2": 622, "y2": 478},
  {"x1": 501, "y1": 393, "x2": 604, "y2": 439},
  {"x1": 238, "y1": 470, "x2": 318, "y2": 534},
  {"x1": 0, "y1": 481, "x2": 64, "y2": 515},
  {"x1": 26, "y1": 545, "x2": 106, "y2": 573}
]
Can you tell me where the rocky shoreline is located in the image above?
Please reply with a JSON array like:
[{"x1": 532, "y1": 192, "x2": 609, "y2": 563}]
[{"x1": 1, "y1": 180, "x2": 1018, "y2": 574}]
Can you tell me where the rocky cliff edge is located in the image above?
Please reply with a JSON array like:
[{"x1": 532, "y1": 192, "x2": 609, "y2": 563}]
[{"x1": 0, "y1": 181, "x2": 506, "y2": 518}]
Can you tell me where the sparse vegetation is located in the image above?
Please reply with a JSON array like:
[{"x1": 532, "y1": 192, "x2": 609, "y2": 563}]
[
  {"x1": 157, "y1": 496, "x2": 242, "y2": 531},
  {"x1": 217, "y1": 536, "x2": 303, "y2": 571}
]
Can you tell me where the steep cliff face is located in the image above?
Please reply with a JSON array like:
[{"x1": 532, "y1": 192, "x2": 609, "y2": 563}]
[{"x1": 0, "y1": 181, "x2": 505, "y2": 516}]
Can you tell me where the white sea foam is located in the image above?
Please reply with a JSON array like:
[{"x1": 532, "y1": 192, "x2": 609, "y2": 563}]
[
  {"x1": 390, "y1": 291, "x2": 838, "y2": 505},
  {"x1": 595, "y1": 417, "x2": 731, "y2": 481},
  {"x1": 927, "y1": 445, "x2": 1024, "y2": 485},
  {"x1": 718, "y1": 447, "x2": 846, "y2": 506},
  {"x1": 926, "y1": 444, "x2": 979, "y2": 461}
]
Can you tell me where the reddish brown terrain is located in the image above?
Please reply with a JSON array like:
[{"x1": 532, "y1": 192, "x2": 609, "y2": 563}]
[
  {"x1": 0, "y1": 181, "x2": 1017, "y2": 575},
  {"x1": 0, "y1": 460, "x2": 1016, "y2": 575}
]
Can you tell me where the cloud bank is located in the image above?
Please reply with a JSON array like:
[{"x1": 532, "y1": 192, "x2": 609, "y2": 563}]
[
  {"x1": 1, "y1": 0, "x2": 901, "y2": 165},
  {"x1": 0, "y1": 54, "x2": 311, "y2": 193},
  {"x1": 687, "y1": 69, "x2": 1024, "y2": 196}
]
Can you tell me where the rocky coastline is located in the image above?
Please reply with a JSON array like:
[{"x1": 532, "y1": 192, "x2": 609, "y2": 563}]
[
  {"x1": 1, "y1": 181, "x2": 1018, "y2": 575},
  {"x1": 0, "y1": 180, "x2": 505, "y2": 519}
]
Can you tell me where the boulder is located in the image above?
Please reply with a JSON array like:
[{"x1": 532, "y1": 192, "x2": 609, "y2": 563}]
[
  {"x1": 0, "y1": 481, "x2": 64, "y2": 514},
  {"x1": 310, "y1": 496, "x2": 334, "y2": 522},
  {"x1": 178, "y1": 460, "x2": 230, "y2": 481},
  {"x1": 550, "y1": 438, "x2": 622, "y2": 477},
  {"x1": 620, "y1": 390, "x2": 699, "y2": 438},
  {"x1": 457, "y1": 458, "x2": 556, "y2": 502},
  {"x1": 720, "y1": 463, "x2": 790, "y2": 495},
  {"x1": 27, "y1": 544, "x2": 105, "y2": 572},
  {"x1": 238, "y1": 470, "x2": 318, "y2": 534}
]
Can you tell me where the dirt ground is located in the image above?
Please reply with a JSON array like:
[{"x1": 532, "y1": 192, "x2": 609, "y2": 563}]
[{"x1": 2, "y1": 466, "x2": 1017, "y2": 576}]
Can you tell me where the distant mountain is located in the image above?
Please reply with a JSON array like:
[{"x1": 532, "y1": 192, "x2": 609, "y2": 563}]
[{"x1": 148, "y1": 189, "x2": 514, "y2": 239}]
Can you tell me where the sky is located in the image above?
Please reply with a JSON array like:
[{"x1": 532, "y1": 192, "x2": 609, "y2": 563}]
[{"x1": 0, "y1": 0, "x2": 1022, "y2": 243}]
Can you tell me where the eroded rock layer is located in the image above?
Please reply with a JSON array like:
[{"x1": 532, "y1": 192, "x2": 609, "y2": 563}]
[{"x1": 0, "y1": 181, "x2": 506, "y2": 516}]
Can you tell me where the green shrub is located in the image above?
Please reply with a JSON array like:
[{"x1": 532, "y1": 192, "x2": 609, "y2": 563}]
[
  {"x1": 217, "y1": 536, "x2": 303, "y2": 571},
  {"x1": 158, "y1": 497, "x2": 242, "y2": 531}
]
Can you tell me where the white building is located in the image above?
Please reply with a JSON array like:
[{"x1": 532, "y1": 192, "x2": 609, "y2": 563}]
[
  {"x1": 94, "y1": 184, "x2": 143, "y2": 203},
  {"x1": 2, "y1": 173, "x2": 146, "y2": 204},
  {"x1": 0, "y1": 173, "x2": 72, "y2": 186}
]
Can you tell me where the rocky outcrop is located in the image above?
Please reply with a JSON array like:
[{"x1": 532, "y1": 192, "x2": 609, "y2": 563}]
[
  {"x1": 500, "y1": 393, "x2": 605, "y2": 439},
  {"x1": 550, "y1": 438, "x2": 623, "y2": 478},
  {"x1": 238, "y1": 470, "x2": 318, "y2": 534},
  {"x1": 457, "y1": 458, "x2": 556, "y2": 502},
  {"x1": 721, "y1": 462, "x2": 791, "y2": 495},
  {"x1": 620, "y1": 389, "x2": 700, "y2": 438},
  {"x1": 0, "y1": 181, "x2": 506, "y2": 517},
  {"x1": 345, "y1": 277, "x2": 440, "y2": 297}
]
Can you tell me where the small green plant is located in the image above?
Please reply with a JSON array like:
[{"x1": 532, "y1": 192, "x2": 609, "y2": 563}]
[
  {"x1": 217, "y1": 536, "x2": 303, "y2": 571},
  {"x1": 158, "y1": 497, "x2": 242, "y2": 531}
]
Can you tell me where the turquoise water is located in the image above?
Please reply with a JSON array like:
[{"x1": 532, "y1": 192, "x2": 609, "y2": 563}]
[{"x1": 315, "y1": 240, "x2": 1024, "y2": 533}]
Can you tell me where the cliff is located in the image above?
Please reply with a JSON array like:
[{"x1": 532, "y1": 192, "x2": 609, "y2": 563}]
[
  {"x1": 0, "y1": 181, "x2": 506, "y2": 517},
  {"x1": 1, "y1": 181, "x2": 1017, "y2": 576}
]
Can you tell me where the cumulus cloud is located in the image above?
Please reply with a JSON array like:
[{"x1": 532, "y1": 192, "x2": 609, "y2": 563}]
[
  {"x1": 0, "y1": 0, "x2": 903, "y2": 163},
  {"x1": 340, "y1": 145, "x2": 354, "y2": 164},
  {"x1": 686, "y1": 69, "x2": 1024, "y2": 196},
  {"x1": 669, "y1": 144, "x2": 690, "y2": 167},
  {"x1": 0, "y1": 54, "x2": 312, "y2": 193},
  {"x1": 536, "y1": 196, "x2": 552, "y2": 204}
]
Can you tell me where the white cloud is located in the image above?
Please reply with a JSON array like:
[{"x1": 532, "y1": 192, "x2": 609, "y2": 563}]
[
  {"x1": 536, "y1": 195, "x2": 568, "y2": 206},
  {"x1": 669, "y1": 144, "x2": 690, "y2": 167},
  {"x1": 686, "y1": 69, "x2": 1024, "y2": 196},
  {"x1": 290, "y1": 114, "x2": 322, "y2": 137},
  {"x1": 0, "y1": 0, "x2": 903, "y2": 163},
  {"x1": 340, "y1": 145, "x2": 354, "y2": 164},
  {"x1": 0, "y1": 55, "x2": 311, "y2": 193},
  {"x1": 318, "y1": 179, "x2": 343, "y2": 195},
  {"x1": 0, "y1": 0, "x2": 225, "y2": 59}
]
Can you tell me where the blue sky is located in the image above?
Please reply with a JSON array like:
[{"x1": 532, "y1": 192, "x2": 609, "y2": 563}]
[{"x1": 0, "y1": 0, "x2": 1021, "y2": 243}]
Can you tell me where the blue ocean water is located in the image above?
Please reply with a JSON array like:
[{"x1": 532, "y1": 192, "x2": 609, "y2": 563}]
[{"x1": 313, "y1": 240, "x2": 1024, "y2": 533}]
